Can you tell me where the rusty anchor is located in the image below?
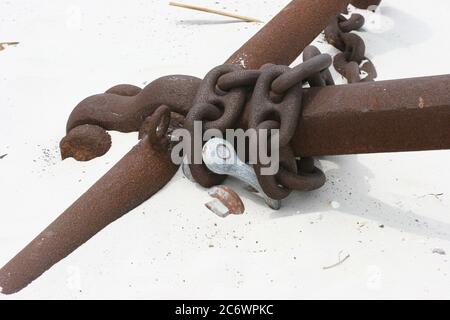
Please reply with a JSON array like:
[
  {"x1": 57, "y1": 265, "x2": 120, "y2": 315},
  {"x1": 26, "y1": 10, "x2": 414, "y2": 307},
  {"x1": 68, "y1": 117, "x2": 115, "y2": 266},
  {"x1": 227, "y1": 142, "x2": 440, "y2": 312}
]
[
  {"x1": 1, "y1": 0, "x2": 449, "y2": 295},
  {"x1": 0, "y1": 0, "x2": 354, "y2": 295}
]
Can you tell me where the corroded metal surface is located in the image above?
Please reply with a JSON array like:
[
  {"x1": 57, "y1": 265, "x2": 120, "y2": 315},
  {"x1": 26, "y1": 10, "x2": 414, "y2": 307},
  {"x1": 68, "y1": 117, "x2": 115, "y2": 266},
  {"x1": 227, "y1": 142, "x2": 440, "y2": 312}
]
[
  {"x1": 325, "y1": 12, "x2": 377, "y2": 83},
  {"x1": 226, "y1": 0, "x2": 350, "y2": 69},
  {"x1": 67, "y1": 75, "x2": 201, "y2": 132},
  {"x1": 184, "y1": 48, "x2": 332, "y2": 200},
  {"x1": 4, "y1": 0, "x2": 446, "y2": 296},
  {"x1": 248, "y1": 52, "x2": 331, "y2": 200},
  {"x1": 184, "y1": 65, "x2": 247, "y2": 188},
  {"x1": 0, "y1": 137, "x2": 177, "y2": 295},
  {"x1": 205, "y1": 186, "x2": 245, "y2": 217},
  {"x1": 1, "y1": 0, "x2": 342, "y2": 294},
  {"x1": 60, "y1": 124, "x2": 112, "y2": 161},
  {"x1": 293, "y1": 75, "x2": 450, "y2": 156},
  {"x1": 61, "y1": 75, "x2": 201, "y2": 160}
]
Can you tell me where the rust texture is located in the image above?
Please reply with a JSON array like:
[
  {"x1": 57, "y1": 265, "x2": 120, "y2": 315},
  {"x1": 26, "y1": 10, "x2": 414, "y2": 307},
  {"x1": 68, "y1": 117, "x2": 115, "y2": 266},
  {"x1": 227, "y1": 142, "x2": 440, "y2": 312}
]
[
  {"x1": 226, "y1": 0, "x2": 350, "y2": 69},
  {"x1": 60, "y1": 124, "x2": 112, "y2": 161},
  {"x1": 0, "y1": 137, "x2": 177, "y2": 295},
  {"x1": 325, "y1": 12, "x2": 377, "y2": 83},
  {"x1": 185, "y1": 64, "x2": 248, "y2": 188},
  {"x1": 67, "y1": 76, "x2": 201, "y2": 132},
  {"x1": 247, "y1": 49, "x2": 332, "y2": 200},
  {"x1": 61, "y1": 75, "x2": 201, "y2": 160},
  {"x1": 1, "y1": 0, "x2": 341, "y2": 294},
  {"x1": 294, "y1": 75, "x2": 450, "y2": 157},
  {"x1": 206, "y1": 186, "x2": 245, "y2": 217}
]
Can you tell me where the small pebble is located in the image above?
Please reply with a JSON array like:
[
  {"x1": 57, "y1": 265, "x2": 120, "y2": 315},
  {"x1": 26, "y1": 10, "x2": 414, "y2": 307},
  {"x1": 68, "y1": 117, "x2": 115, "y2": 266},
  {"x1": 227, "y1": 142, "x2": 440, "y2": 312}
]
[{"x1": 330, "y1": 201, "x2": 341, "y2": 209}]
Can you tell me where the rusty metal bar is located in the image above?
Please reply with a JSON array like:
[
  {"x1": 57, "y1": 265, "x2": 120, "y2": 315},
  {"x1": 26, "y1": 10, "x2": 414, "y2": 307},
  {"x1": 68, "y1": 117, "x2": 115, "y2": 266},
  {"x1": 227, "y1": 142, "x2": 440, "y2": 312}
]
[
  {"x1": 294, "y1": 75, "x2": 450, "y2": 156},
  {"x1": 0, "y1": 0, "x2": 344, "y2": 294},
  {"x1": 0, "y1": 138, "x2": 178, "y2": 294},
  {"x1": 4, "y1": 75, "x2": 449, "y2": 295},
  {"x1": 226, "y1": 0, "x2": 349, "y2": 69}
]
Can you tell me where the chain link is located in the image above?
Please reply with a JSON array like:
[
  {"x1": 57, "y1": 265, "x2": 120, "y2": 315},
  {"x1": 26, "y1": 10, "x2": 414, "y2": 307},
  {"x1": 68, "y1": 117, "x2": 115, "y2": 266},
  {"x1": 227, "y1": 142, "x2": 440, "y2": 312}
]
[
  {"x1": 184, "y1": 65, "x2": 249, "y2": 187},
  {"x1": 249, "y1": 46, "x2": 330, "y2": 200},
  {"x1": 325, "y1": 11, "x2": 377, "y2": 83},
  {"x1": 182, "y1": 6, "x2": 379, "y2": 202},
  {"x1": 184, "y1": 46, "x2": 334, "y2": 200}
]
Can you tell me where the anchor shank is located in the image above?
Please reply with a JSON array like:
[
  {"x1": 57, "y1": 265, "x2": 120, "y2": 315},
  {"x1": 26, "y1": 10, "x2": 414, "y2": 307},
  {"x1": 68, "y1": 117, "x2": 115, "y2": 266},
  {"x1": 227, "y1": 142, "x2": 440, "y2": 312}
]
[
  {"x1": 294, "y1": 75, "x2": 450, "y2": 156},
  {"x1": 226, "y1": 0, "x2": 350, "y2": 69}
]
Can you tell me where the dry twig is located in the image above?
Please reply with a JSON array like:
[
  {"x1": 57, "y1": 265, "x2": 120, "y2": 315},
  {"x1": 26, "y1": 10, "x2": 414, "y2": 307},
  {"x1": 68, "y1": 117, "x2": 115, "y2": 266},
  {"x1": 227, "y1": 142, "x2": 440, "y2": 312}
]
[
  {"x1": 169, "y1": 1, "x2": 262, "y2": 23},
  {"x1": 0, "y1": 42, "x2": 19, "y2": 51},
  {"x1": 323, "y1": 253, "x2": 350, "y2": 270}
]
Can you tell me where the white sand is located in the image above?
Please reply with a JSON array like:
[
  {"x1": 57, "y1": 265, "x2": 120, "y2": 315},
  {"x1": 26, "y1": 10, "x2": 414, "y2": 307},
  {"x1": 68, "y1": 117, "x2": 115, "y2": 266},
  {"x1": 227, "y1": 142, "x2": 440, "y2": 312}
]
[{"x1": 0, "y1": 0, "x2": 449, "y2": 299}]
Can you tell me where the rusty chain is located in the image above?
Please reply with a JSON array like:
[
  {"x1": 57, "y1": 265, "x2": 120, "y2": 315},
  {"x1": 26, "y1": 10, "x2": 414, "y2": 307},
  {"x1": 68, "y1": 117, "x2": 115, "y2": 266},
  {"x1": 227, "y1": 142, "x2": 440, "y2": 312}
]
[
  {"x1": 184, "y1": 64, "x2": 250, "y2": 187},
  {"x1": 60, "y1": 7, "x2": 379, "y2": 200},
  {"x1": 325, "y1": 10, "x2": 377, "y2": 83},
  {"x1": 249, "y1": 46, "x2": 330, "y2": 200},
  {"x1": 183, "y1": 45, "x2": 333, "y2": 200}
]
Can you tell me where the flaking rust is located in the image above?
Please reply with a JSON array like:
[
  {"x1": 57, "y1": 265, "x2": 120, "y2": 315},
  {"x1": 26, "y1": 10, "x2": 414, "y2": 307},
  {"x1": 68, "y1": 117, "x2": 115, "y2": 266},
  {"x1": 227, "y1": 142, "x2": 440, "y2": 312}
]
[
  {"x1": 0, "y1": 0, "x2": 352, "y2": 294},
  {"x1": 324, "y1": 10, "x2": 377, "y2": 83},
  {"x1": 60, "y1": 124, "x2": 112, "y2": 161},
  {"x1": 0, "y1": 136, "x2": 178, "y2": 294},
  {"x1": 206, "y1": 186, "x2": 245, "y2": 218},
  {"x1": 294, "y1": 75, "x2": 450, "y2": 156},
  {"x1": 3, "y1": 0, "x2": 448, "y2": 295},
  {"x1": 226, "y1": 0, "x2": 350, "y2": 69},
  {"x1": 61, "y1": 75, "x2": 201, "y2": 161}
]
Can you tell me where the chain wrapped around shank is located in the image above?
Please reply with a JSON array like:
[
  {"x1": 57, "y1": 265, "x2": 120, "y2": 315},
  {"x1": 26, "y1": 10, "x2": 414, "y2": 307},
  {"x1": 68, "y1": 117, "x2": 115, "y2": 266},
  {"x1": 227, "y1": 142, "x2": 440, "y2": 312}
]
[
  {"x1": 183, "y1": 46, "x2": 333, "y2": 202},
  {"x1": 184, "y1": 65, "x2": 253, "y2": 187},
  {"x1": 325, "y1": 10, "x2": 377, "y2": 83},
  {"x1": 249, "y1": 46, "x2": 330, "y2": 200}
]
